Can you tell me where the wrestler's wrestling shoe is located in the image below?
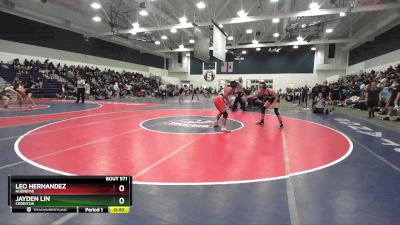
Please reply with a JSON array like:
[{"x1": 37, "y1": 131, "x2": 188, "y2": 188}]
[
  {"x1": 256, "y1": 120, "x2": 264, "y2": 125},
  {"x1": 220, "y1": 127, "x2": 231, "y2": 133}
]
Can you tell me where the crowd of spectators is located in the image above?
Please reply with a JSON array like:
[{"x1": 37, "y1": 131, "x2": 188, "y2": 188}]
[
  {"x1": 1, "y1": 58, "x2": 169, "y2": 100},
  {"x1": 1, "y1": 58, "x2": 220, "y2": 101},
  {"x1": 286, "y1": 64, "x2": 400, "y2": 120},
  {"x1": 51, "y1": 62, "x2": 162, "y2": 100},
  {"x1": 0, "y1": 59, "x2": 48, "y2": 90},
  {"x1": 2, "y1": 58, "x2": 399, "y2": 122}
]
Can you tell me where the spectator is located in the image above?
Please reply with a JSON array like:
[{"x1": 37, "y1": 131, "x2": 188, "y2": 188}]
[
  {"x1": 383, "y1": 78, "x2": 400, "y2": 120},
  {"x1": 301, "y1": 85, "x2": 309, "y2": 108},
  {"x1": 113, "y1": 82, "x2": 120, "y2": 98},
  {"x1": 85, "y1": 82, "x2": 90, "y2": 99},
  {"x1": 311, "y1": 83, "x2": 320, "y2": 107},
  {"x1": 365, "y1": 81, "x2": 381, "y2": 118},
  {"x1": 330, "y1": 83, "x2": 342, "y2": 114},
  {"x1": 313, "y1": 93, "x2": 326, "y2": 114}
]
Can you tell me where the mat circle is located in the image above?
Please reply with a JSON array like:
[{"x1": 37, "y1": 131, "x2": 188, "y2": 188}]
[{"x1": 15, "y1": 109, "x2": 352, "y2": 185}]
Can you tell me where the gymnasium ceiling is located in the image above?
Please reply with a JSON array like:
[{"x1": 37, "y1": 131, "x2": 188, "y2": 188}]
[{"x1": 0, "y1": 0, "x2": 399, "y2": 57}]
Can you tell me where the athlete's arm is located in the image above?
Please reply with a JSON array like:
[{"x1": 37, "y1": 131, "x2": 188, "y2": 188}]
[
  {"x1": 269, "y1": 89, "x2": 279, "y2": 105},
  {"x1": 223, "y1": 87, "x2": 233, "y2": 104},
  {"x1": 15, "y1": 85, "x2": 25, "y2": 91},
  {"x1": 394, "y1": 92, "x2": 400, "y2": 108},
  {"x1": 9, "y1": 88, "x2": 23, "y2": 98},
  {"x1": 247, "y1": 91, "x2": 262, "y2": 99}
]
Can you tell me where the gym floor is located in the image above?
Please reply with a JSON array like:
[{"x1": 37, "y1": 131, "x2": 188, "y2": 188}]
[{"x1": 0, "y1": 96, "x2": 399, "y2": 225}]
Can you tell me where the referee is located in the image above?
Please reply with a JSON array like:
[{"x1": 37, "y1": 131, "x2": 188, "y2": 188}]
[
  {"x1": 232, "y1": 77, "x2": 246, "y2": 111},
  {"x1": 76, "y1": 75, "x2": 85, "y2": 103}
]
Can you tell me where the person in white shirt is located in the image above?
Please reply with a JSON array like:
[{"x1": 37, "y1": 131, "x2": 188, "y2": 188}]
[
  {"x1": 113, "y1": 82, "x2": 120, "y2": 98},
  {"x1": 126, "y1": 84, "x2": 132, "y2": 96},
  {"x1": 160, "y1": 84, "x2": 167, "y2": 101},
  {"x1": 313, "y1": 93, "x2": 326, "y2": 114},
  {"x1": 76, "y1": 75, "x2": 85, "y2": 103},
  {"x1": 85, "y1": 83, "x2": 90, "y2": 99}
]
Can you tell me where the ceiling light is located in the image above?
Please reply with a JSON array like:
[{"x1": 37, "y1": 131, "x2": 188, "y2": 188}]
[
  {"x1": 228, "y1": 36, "x2": 234, "y2": 40},
  {"x1": 132, "y1": 22, "x2": 139, "y2": 28},
  {"x1": 209, "y1": 46, "x2": 213, "y2": 50},
  {"x1": 237, "y1": 9, "x2": 246, "y2": 17},
  {"x1": 246, "y1": 29, "x2": 253, "y2": 34},
  {"x1": 256, "y1": 47, "x2": 261, "y2": 51},
  {"x1": 242, "y1": 50, "x2": 247, "y2": 54},
  {"x1": 189, "y1": 39, "x2": 195, "y2": 44},
  {"x1": 326, "y1": 28, "x2": 333, "y2": 33},
  {"x1": 293, "y1": 45, "x2": 299, "y2": 49},
  {"x1": 92, "y1": 16, "x2": 101, "y2": 22},
  {"x1": 196, "y1": 1, "x2": 206, "y2": 9},
  {"x1": 161, "y1": 35, "x2": 167, "y2": 40},
  {"x1": 270, "y1": 0, "x2": 279, "y2": 2},
  {"x1": 90, "y1": 2, "x2": 101, "y2": 9},
  {"x1": 272, "y1": 18, "x2": 280, "y2": 23},
  {"x1": 339, "y1": 12, "x2": 346, "y2": 17},
  {"x1": 273, "y1": 32, "x2": 280, "y2": 37},
  {"x1": 186, "y1": 53, "x2": 190, "y2": 56},
  {"x1": 309, "y1": 2, "x2": 320, "y2": 11},
  {"x1": 139, "y1": 9, "x2": 148, "y2": 16},
  {"x1": 301, "y1": 23, "x2": 306, "y2": 28},
  {"x1": 219, "y1": 24, "x2": 223, "y2": 28},
  {"x1": 311, "y1": 47, "x2": 316, "y2": 51},
  {"x1": 179, "y1": 16, "x2": 187, "y2": 24},
  {"x1": 179, "y1": 44, "x2": 184, "y2": 49},
  {"x1": 252, "y1": 39, "x2": 259, "y2": 45},
  {"x1": 297, "y1": 36, "x2": 304, "y2": 42},
  {"x1": 170, "y1": 28, "x2": 177, "y2": 33},
  {"x1": 155, "y1": 41, "x2": 160, "y2": 45}
]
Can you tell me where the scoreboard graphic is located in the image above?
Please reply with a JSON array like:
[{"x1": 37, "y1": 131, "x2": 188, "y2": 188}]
[{"x1": 8, "y1": 176, "x2": 132, "y2": 213}]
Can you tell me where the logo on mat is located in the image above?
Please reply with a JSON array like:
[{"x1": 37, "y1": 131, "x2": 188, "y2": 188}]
[
  {"x1": 164, "y1": 119, "x2": 214, "y2": 128},
  {"x1": 141, "y1": 116, "x2": 243, "y2": 134}
]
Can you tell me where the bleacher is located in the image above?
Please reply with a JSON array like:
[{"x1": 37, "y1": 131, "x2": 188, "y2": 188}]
[{"x1": 0, "y1": 68, "x2": 61, "y2": 98}]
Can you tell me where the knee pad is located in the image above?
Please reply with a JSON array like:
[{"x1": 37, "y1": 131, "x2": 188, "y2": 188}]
[
  {"x1": 261, "y1": 106, "x2": 266, "y2": 114},
  {"x1": 223, "y1": 112, "x2": 228, "y2": 118},
  {"x1": 274, "y1": 108, "x2": 280, "y2": 116}
]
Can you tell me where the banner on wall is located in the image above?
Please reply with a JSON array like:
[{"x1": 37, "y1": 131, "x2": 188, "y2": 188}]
[
  {"x1": 228, "y1": 62, "x2": 233, "y2": 72},
  {"x1": 221, "y1": 62, "x2": 234, "y2": 73},
  {"x1": 203, "y1": 62, "x2": 216, "y2": 82}
]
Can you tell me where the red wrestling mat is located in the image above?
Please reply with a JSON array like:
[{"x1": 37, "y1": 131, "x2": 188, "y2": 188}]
[{"x1": 16, "y1": 110, "x2": 352, "y2": 185}]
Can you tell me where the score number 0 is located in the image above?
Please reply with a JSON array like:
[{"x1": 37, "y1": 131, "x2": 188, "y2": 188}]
[{"x1": 118, "y1": 185, "x2": 125, "y2": 205}]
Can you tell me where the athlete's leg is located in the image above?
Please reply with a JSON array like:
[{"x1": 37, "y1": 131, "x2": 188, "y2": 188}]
[
  {"x1": 27, "y1": 93, "x2": 35, "y2": 106},
  {"x1": 220, "y1": 111, "x2": 230, "y2": 132},
  {"x1": 2, "y1": 96, "x2": 10, "y2": 108},
  {"x1": 213, "y1": 112, "x2": 222, "y2": 127},
  {"x1": 257, "y1": 101, "x2": 270, "y2": 125},
  {"x1": 274, "y1": 107, "x2": 284, "y2": 128}
]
